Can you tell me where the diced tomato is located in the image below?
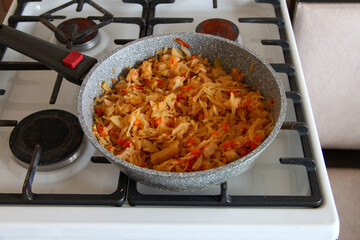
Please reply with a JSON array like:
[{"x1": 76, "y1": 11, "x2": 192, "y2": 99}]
[
  {"x1": 211, "y1": 130, "x2": 218, "y2": 135},
  {"x1": 253, "y1": 135, "x2": 262, "y2": 145},
  {"x1": 157, "y1": 79, "x2": 164, "y2": 85},
  {"x1": 116, "y1": 137, "x2": 126, "y2": 146},
  {"x1": 222, "y1": 123, "x2": 230, "y2": 131},
  {"x1": 173, "y1": 38, "x2": 191, "y2": 48},
  {"x1": 230, "y1": 139, "x2": 237, "y2": 149},
  {"x1": 96, "y1": 124, "x2": 106, "y2": 136},
  {"x1": 246, "y1": 98, "x2": 251, "y2": 104},
  {"x1": 191, "y1": 56, "x2": 196, "y2": 60},
  {"x1": 133, "y1": 119, "x2": 141, "y2": 126},
  {"x1": 250, "y1": 142, "x2": 258, "y2": 150},
  {"x1": 122, "y1": 141, "x2": 131, "y2": 148},
  {"x1": 95, "y1": 107, "x2": 103, "y2": 116},
  {"x1": 190, "y1": 148, "x2": 201, "y2": 158},
  {"x1": 223, "y1": 141, "x2": 231, "y2": 148},
  {"x1": 107, "y1": 146, "x2": 113, "y2": 152},
  {"x1": 176, "y1": 93, "x2": 183, "y2": 101},
  {"x1": 155, "y1": 118, "x2": 162, "y2": 126}
]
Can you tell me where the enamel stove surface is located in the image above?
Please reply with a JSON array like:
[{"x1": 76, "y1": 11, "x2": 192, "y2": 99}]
[{"x1": 0, "y1": 0, "x2": 339, "y2": 239}]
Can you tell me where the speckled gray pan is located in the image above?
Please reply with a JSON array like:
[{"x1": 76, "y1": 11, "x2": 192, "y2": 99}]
[{"x1": 78, "y1": 32, "x2": 287, "y2": 192}]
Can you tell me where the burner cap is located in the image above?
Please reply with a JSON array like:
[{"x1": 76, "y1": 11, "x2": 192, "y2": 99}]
[
  {"x1": 196, "y1": 18, "x2": 240, "y2": 41},
  {"x1": 55, "y1": 18, "x2": 100, "y2": 51},
  {"x1": 9, "y1": 110, "x2": 84, "y2": 171}
]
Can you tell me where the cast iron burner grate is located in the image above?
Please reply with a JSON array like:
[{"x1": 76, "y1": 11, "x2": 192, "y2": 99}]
[
  {"x1": 55, "y1": 18, "x2": 100, "y2": 51},
  {"x1": 0, "y1": 111, "x2": 127, "y2": 206},
  {"x1": 126, "y1": 123, "x2": 322, "y2": 207},
  {"x1": 0, "y1": 0, "x2": 322, "y2": 207},
  {"x1": 0, "y1": 146, "x2": 128, "y2": 206},
  {"x1": 9, "y1": 109, "x2": 84, "y2": 171},
  {"x1": 124, "y1": 0, "x2": 322, "y2": 207},
  {"x1": 2, "y1": 0, "x2": 147, "y2": 104}
]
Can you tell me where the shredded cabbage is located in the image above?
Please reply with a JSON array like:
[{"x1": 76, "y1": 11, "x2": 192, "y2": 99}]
[{"x1": 92, "y1": 42, "x2": 274, "y2": 172}]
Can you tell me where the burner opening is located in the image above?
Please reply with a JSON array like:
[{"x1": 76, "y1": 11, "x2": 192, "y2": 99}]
[
  {"x1": 55, "y1": 18, "x2": 100, "y2": 51},
  {"x1": 9, "y1": 110, "x2": 84, "y2": 171},
  {"x1": 23, "y1": 118, "x2": 70, "y2": 152},
  {"x1": 196, "y1": 18, "x2": 240, "y2": 42}
]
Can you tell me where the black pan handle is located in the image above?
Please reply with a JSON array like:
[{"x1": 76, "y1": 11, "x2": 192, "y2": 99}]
[{"x1": 0, "y1": 24, "x2": 97, "y2": 85}]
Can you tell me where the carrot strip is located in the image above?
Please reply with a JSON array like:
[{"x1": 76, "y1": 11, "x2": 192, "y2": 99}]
[
  {"x1": 170, "y1": 56, "x2": 178, "y2": 66},
  {"x1": 173, "y1": 38, "x2": 191, "y2": 48},
  {"x1": 182, "y1": 85, "x2": 192, "y2": 91}
]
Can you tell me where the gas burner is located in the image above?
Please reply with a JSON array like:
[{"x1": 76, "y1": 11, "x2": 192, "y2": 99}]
[
  {"x1": 9, "y1": 110, "x2": 84, "y2": 171},
  {"x1": 54, "y1": 18, "x2": 100, "y2": 51},
  {"x1": 196, "y1": 18, "x2": 240, "y2": 42}
]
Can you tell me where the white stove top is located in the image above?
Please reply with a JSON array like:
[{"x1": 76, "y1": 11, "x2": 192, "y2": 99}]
[{"x1": 0, "y1": 0, "x2": 339, "y2": 239}]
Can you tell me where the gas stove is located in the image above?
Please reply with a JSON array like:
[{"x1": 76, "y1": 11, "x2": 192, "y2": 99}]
[{"x1": 0, "y1": 0, "x2": 339, "y2": 239}]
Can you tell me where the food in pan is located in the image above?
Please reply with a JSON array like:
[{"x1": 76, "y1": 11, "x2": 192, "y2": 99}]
[{"x1": 92, "y1": 39, "x2": 274, "y2": 172}]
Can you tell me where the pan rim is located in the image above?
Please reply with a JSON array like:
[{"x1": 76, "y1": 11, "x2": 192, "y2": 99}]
[{"x1": 77, "y1": 32, "x2": 287, "y2": 179}]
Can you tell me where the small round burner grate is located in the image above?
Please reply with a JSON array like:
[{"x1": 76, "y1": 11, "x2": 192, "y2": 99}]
[
  {"x1": 9, "y1": 109, "x2": 84, "y2": 171},
  {"x1": 55, "y1": 18, "x2": 100, "y2": 51},
  {"x1": 196, "y1": 18, "x2": 240, "y2": 41}
]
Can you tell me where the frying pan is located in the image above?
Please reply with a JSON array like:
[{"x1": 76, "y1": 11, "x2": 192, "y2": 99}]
[{"x1": 0, "y1": 24, "x2": 286, "y2": 191}]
